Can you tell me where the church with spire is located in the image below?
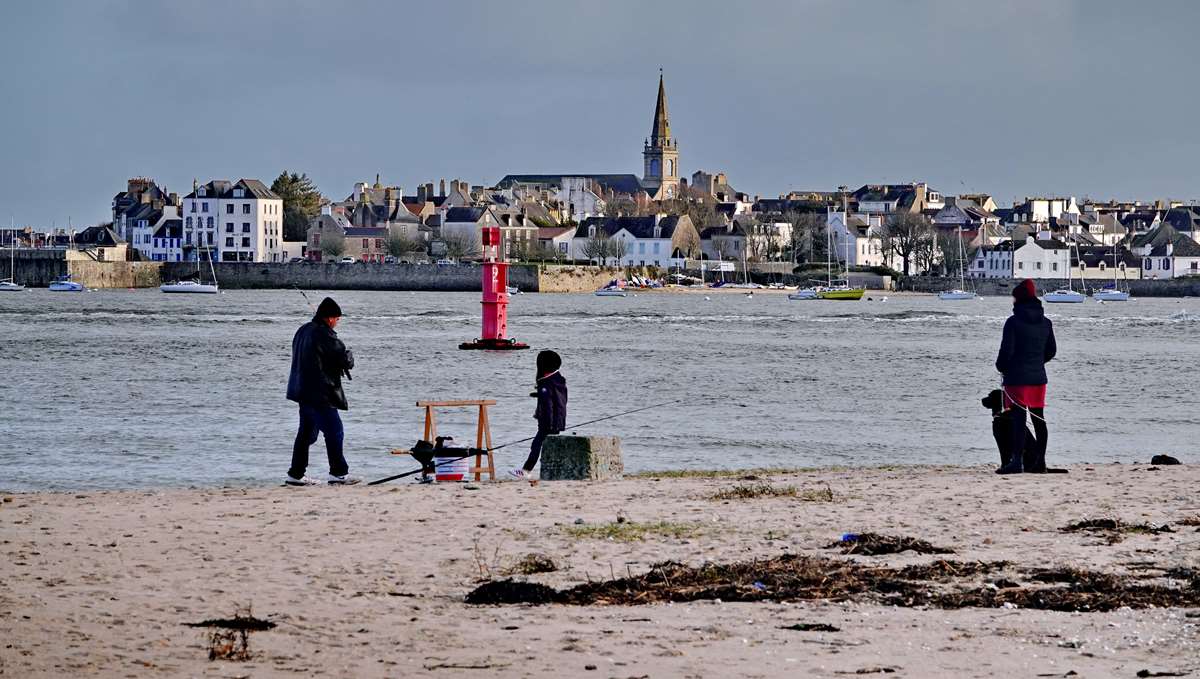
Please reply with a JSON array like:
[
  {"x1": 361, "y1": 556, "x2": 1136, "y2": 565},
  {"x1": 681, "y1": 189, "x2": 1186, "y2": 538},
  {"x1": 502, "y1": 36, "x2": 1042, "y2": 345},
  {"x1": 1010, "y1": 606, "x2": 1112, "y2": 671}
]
[{"x1": 641, "y1": 71, "x2": 680, "y2": 200}]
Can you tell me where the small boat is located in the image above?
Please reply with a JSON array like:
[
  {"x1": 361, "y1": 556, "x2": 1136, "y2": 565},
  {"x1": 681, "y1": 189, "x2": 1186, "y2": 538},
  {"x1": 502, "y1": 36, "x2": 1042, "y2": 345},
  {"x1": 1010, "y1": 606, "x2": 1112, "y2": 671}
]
[
  {"x1": 506, "y1": 286, "x2": 521, "y2": 295},
  {"x1": 788, "y1": 288, "x2": 819, "y2": 301},
  {"x1": 48, "y1": 274, "x2": 84, "y2": 292},
  {"x1": 1, "y1": 222, "x2": 24, "y2": 291},
  {"x1": 594, "y1": 287, "x2": 626, "y2": 297},
  {"x1": 0, "y1": 279, "x2": 24, "y2": 292},
  {"x1": 1093, "y1": 288, "x2": 1129, "y2": 302},
  {"x1": 818, "y1": 284, "x2": 866, "y2": 301},
  {"x1": 161, "y1": 280, "x2": 218, "y2": 294},
  {"x1": 1044, "y1": 289, "x2": 1085, "y2": 303},
  {"x1": 938, "y1": 289, "x2": 976, "y2": 300}
]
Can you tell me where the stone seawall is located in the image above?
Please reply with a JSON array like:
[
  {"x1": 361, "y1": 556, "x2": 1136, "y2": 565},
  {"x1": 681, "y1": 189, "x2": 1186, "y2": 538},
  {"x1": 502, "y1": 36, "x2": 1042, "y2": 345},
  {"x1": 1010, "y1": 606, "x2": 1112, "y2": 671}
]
[
  {"x1": 6, "y1": 250, "x2": 161, "y2": 288},
  {"x1": 162, "y1": 262, "x2": 541, "y2": 292},
  {"x1": 902, "y1": 276, "x2": 1200, "y2": 297}
]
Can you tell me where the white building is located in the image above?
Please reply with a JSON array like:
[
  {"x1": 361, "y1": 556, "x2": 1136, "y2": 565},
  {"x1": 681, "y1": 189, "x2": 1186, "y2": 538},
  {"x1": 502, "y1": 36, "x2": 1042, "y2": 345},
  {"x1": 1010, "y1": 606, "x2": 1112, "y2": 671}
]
[
  {"x1": 827, "y1": 210, "x2": 887, "y2": 268},
  {"x1": 969, "y1": 240, "x2": 1017, "y2": 279},
  {"x1": 147, "y1": 218, "x2": 183, "y2": 262},
  {"x1": 574, "y1": 215, "x2": 699, "y2": 267},
  {"x1": 1132, "y1": 224, "x2": 1200, "y2": 279},
  {"x1": 182, "y1": 179, "x2": 285, "y2": 262},
  {"x1": 128, "y1": 204, "x2": 180, "y2": 260},
  {"x1": 557, "y1": 177, "x2": 606, "y2": 223},
  {"x1": 1013, "y1": 236, "x2": 1070, "y2": 278}
]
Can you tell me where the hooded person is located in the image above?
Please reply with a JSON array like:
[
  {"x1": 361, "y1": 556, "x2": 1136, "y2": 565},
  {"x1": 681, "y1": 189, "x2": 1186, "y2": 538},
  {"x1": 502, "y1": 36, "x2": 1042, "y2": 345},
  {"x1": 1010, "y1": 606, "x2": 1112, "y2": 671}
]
[
  {"x1": 994, "y1": 279, "x2": 1057, "y2": 474},
  {"x1": 284, "y1": 296, "x2": 360, "y2": 485},
  {"x1": 510, "y1": 350, "x2": 568, "y2": 480}
]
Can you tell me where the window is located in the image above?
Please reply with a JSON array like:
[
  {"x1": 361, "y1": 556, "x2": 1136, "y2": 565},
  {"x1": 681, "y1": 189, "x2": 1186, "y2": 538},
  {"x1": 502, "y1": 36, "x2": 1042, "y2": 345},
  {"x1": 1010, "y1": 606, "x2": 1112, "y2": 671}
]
[
  {"x1": 186, "y1": 234, "x2": 192, "y2": 244},
  {"x1": 1051, "y1": 262, "x2": 1058, "y2": 271},
  {"x1": 186, "y1": 217, "x2": 192, "y2": 227},
  {"x1": 242, "y1": 223, "x2": 250, "y2": 233},
  {"x1": 206, "y1": 216, "x2": 213, "y2": 228},
  {"x1": 1163, "y1": 258, "x2": 1171, "y2": 269},
  {"x1": 242, "y1": 237, "x2": 250, "y2": 248},
  {"x1": 638, "y1": 242, "x2": 645, "y2": 254},
  {"x1": 558, "y1": 242, "x2": 568, "y2": 253},
  {"x1": 225, "y1": 237, "x2": 234, "y2": 247},
  {"x1": 1036, "y1": 262, "x2": 1042, "y2": 271},
  {"x1": 206, "y1": 233, "x2": 213, "y2": 245},
  {"x1": 1018, "y1": 262, "x2": 1024, "y2": 270},
  {"x1": 314, "y1": 233, "x2": 321, "y2": 246},
  {"x1": 190, "y1": 203, "x2": 196, "y2": 213},
  {"x1": 233, "y1": 189, "x2": 244, "y2": 198},
  {"x1": 201, "y1": 202, "x2": 208, "y2": 213},
  {"x1": 375, "y1": 238, "x2": 383, "y2": 249},
  {"x1": 1144, "y1": 258, "x2": 1152, "y2": 270},
  {"x1": 1099, "y1": 262, "x2": 1106, "y2": 271},
  {"x1": 653, "y1": 242, "x2": 660, "y2": 254},
  {"x1": 242, "y1": 204, "x2": 251, "y2": 214},
  {"x1": 226, "y1": 223, "x2": 234, "y2": 233},
  {"x1": 362, "y1": 238, "x2": 369, "y2": 248},
  {"x1": 226, "y1": 204, "x2": 234, "y2": 214}
]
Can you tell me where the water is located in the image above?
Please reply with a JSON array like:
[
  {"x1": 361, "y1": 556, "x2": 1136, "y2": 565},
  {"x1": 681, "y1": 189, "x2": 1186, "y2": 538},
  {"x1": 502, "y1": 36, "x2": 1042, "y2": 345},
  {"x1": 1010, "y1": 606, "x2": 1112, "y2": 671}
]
[{"x1": 2, "y1": 289, "x2": 1197, "y2": 491}]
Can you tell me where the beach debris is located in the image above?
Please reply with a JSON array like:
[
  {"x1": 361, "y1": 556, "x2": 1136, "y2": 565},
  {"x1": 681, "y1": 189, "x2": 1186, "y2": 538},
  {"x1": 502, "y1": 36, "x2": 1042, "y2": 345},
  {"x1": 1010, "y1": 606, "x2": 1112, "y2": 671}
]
[
  {"x1": 780, "y1": 622, "x2": 840, "y2": 632},
  {"x1": 465, "y1": 554, "x2": 1200, "y2": 612},
  {"x1": 1060, "y1": 519, "x2": 1174, "y2": 544},
  {"x1": 826, "y1": 532, "x2": 954, "y2": 556},
  {"x1": 506, "y1": 553, "x2": 558, "y2": 575},
  {"x1": 1150, "y1": 455, "x2": 1181, "y2": 465},
  {"x1": 1136, "y1": 671, "x2": 1187, "y2": 678},
  {"x1": 834, "y1": 667, "x2": 898, "y2": 675},
  {"x1": 709, "y1": 483, "x2": 835, "y2": 502},
  {"x1": 185, "y1": 605, "x2": 273, "y2": 661}
]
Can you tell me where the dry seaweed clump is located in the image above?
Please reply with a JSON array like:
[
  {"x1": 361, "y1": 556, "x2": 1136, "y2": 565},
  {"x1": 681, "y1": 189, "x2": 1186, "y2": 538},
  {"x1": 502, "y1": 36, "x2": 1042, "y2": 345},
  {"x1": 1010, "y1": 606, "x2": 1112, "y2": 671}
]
[
  {"x1": 825, "y1": 532, "x2": 954, "y2": 556},
  {"x1": 465, "y1": 554, "x2": 1200, "y2": 612},
  {"x1": 710, "y1": 483, "x2": 835, "y2": 502},
  {"x1": 563, "y1": 520, "x2": 707, "y2": 542},
  {"x1": 1060, "y1": 519, "x2": 1174, "y2": 544},
  {"x1": 506, "y1": 553, "x2": 558, "y2": 575},
  {"x1": 185, "y1": 605, "x2": 275, "y2": 661}
]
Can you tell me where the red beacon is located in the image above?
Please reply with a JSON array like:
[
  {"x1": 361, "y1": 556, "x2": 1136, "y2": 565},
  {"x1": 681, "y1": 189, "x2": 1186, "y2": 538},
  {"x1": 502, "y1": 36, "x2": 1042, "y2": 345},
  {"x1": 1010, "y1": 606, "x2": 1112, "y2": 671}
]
[{"x1": 459, "y1": 226, "x2": 529, "y2": 351}]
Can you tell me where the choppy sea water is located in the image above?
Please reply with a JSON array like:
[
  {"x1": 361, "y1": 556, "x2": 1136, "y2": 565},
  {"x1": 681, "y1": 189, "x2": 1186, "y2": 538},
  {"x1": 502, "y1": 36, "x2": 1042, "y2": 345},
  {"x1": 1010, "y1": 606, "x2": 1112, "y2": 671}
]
[{"x1": 1, "y1": 289, "x2": 1197, "y2": 491}]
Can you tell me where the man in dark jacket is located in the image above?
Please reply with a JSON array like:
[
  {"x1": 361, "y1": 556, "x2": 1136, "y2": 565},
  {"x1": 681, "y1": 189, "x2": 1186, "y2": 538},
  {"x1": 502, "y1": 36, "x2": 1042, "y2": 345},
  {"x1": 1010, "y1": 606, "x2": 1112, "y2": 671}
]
[
  {"x1": 285, "y1": 297, "x2": 359, "y2": 485},
  {"x1": 510, "y1": 350, "x2": 568, "y2": 480},
  {"x1": 994, "y1": 279, "x2": 1057, "y2": 474}
]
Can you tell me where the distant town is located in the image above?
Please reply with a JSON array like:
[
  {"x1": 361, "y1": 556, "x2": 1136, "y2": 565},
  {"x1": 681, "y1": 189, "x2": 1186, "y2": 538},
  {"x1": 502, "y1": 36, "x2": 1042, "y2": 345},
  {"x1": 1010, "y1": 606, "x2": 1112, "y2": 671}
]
[{"x1": 5, "y1": 74, "x2": 1200, "y2": 282}]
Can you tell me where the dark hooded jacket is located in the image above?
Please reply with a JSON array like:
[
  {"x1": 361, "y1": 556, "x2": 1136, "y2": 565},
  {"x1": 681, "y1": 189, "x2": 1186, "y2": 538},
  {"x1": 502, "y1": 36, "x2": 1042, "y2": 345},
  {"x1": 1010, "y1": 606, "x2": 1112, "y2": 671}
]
[
  {"x1": 534, "y1": 372, "x2": 568, "y2": 432},
  {"x1": 995, "y1": 299, "x2": 1056, "y2": 386},
  {"x1": 286, "y1": 319, "x2": 354, "y2": 410}
]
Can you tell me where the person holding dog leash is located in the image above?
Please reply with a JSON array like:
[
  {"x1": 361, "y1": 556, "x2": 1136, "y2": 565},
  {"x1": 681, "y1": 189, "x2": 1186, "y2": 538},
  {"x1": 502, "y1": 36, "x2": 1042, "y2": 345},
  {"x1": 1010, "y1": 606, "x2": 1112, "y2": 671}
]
[{"x1": 994, "y1": 279, "x2": 1057, "y2": 474}]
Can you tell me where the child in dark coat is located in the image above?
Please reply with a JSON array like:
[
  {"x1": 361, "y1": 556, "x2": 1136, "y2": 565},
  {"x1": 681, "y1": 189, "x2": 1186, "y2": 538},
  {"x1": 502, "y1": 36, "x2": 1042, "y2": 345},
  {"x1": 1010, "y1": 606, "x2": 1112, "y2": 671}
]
[{"x1": 510, "y1": 350, "x2": 567, "y2": 480}]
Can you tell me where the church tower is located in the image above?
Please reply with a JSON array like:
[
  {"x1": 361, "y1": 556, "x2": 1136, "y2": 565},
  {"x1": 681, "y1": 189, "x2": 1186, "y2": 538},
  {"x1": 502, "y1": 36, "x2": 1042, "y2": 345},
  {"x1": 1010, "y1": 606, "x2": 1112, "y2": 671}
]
[{"x1": 642, "y1": 71, "x2": 679, "y2": 199}]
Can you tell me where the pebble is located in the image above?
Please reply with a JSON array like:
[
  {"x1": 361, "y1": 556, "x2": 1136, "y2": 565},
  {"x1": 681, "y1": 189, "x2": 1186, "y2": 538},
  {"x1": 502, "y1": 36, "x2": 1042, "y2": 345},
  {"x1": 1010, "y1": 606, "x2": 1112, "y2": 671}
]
[{"x1": 574, "y1": 518, "x2": 585, "y2": 525}]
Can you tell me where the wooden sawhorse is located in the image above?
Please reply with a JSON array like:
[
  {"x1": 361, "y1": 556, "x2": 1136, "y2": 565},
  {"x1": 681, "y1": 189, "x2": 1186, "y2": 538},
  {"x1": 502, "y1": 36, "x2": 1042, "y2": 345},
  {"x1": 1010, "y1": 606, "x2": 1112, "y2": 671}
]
[{"x1": 396, "y1": 400, "x2": 496, "y2": 481}]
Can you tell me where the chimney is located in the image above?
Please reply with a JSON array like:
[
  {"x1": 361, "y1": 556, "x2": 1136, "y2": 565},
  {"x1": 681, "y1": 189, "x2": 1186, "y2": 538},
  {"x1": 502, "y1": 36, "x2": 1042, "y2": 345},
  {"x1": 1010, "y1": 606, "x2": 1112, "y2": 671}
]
[
  {"x1": 439, "y1": 179, "x2": 446, "y2": 197},
  {"x1": 386, "y1": 187, "x2": 398, "y2": 213},
  {"x1": 353, "y1": 182, "x2": 366, "y2": 202},
  {"x1": 168, "y1": 192, "x2": 179, "y2": 206}
]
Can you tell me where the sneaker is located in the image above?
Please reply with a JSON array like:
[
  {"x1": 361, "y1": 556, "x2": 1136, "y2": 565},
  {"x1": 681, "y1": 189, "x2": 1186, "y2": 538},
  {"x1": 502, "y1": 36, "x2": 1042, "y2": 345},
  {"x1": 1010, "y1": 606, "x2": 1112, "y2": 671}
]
[
  {"x1": 417, "y1": 475, "x2": 435, "y2": 485},
  {"x1": 327, "y1": 474, "x2": 362, "y2": 485},
  {"x1": 508, "y1": 468, "x2": 528, "y2": 480},
  {"x1": 285, "y1": 474, "x2": 320, "y2": 486}
]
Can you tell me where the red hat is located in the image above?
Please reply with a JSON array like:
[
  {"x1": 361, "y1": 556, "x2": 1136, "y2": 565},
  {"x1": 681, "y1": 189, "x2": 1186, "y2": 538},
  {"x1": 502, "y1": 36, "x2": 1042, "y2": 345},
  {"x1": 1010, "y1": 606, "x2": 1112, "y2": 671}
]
[{"x1": 1012, "y1": 279, "x2": 1037, "y2": 302}]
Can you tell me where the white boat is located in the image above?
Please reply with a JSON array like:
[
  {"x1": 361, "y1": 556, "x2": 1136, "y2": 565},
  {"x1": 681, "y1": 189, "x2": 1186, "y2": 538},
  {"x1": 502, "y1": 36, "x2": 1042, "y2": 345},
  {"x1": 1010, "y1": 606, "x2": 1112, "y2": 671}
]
[
  {"x1": 788, "y1": 288, "x2": 819, "y2": 301},
  {"x1": 1, "y1": 220, "x2": 24, "y2": 291},
  {"x1": 1044, "y1": 289, "x2": 1085, "y2": 303},
  {"x1": 48, "y1": 274, "x2": 84, "y2": 292},
  {"x1": 939, "y1": 226, "x2": 977, "y2": 300},
  {"x1": 162, "y1": 251, "x2": 219, "y2": 294},
  {"x1": 1094, "y1": 288, "x2": 1130, "y2": 302},
  {"x1": 938, "y1": 289, "x2": 977, "y2": 300},
  {"x1": 161, "y1": 280, "x2": 218, "y2": 294},
  {"x1": 506, "y1": 286, "x2": 521, "y2": 295},
  {"x1": 594, "y1": 288, "x2": 626, "y2": 297}
]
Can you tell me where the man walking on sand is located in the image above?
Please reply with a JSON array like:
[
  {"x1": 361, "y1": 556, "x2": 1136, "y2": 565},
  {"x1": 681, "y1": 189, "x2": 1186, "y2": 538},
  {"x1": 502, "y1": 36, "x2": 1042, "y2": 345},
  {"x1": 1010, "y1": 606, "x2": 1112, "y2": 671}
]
[{"x1": 285, "y1": 297, "x2": 360, "y2": 486}]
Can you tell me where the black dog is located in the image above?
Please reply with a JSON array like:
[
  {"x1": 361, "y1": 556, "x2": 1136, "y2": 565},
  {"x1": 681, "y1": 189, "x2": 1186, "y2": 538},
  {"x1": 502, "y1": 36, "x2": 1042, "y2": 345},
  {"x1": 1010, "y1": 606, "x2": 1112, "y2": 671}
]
[{"x1": 981, "y1": 390, "x2": 1067, "y2": 474}]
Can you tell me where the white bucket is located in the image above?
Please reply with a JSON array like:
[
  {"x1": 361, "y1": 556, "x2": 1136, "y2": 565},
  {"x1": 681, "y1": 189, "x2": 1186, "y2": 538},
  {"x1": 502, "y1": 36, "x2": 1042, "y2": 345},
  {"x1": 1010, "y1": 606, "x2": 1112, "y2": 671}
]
[{"x1": 435, "y1": 455, "x2": 471, "y2": 482}]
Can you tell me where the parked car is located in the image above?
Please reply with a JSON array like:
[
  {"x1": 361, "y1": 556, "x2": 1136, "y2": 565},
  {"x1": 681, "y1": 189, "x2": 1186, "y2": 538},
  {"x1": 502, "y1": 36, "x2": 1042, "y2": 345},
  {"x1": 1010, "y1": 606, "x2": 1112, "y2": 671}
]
[
  {"x1": 435, "y1": 259, "x2": 456, "y2": 266},
  {"x1": 414, "y1": 259, "x2": 430, "y2": 265},
  {"x1": 288, "y1": 257, "x2": 304, "y2": 263},
  {"x1": 339, "y1": 256, "x2": 356, "y2": 264},
  {"x1": 383, "y1": 255, "x2": 397, "y2": 264}
]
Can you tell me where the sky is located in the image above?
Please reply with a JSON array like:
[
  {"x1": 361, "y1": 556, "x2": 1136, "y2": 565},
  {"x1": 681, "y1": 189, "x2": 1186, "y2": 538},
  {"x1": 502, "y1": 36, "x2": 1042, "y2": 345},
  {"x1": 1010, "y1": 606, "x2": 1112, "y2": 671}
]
[{"x1": 1, "y1": 0, "x2": 1198, "y2": 228}]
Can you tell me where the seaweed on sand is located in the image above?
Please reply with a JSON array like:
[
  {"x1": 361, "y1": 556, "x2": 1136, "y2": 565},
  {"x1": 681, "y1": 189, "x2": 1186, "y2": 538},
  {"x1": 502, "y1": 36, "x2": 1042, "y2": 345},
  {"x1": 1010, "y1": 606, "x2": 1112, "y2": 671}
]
[
  {"x1": 1060, "y1": 519, "x2": 1174, "y2": 544},
  {"x1": 825, "y1": 532, "x2": 954, "y2": 556}
]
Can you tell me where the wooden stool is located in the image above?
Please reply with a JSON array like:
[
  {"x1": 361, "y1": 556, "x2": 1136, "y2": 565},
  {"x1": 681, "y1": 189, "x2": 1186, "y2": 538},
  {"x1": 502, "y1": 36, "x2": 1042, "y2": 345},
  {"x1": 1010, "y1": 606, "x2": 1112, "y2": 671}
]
[{"x1": 391, "y1": 400, "x2": 496, "y2": 481}]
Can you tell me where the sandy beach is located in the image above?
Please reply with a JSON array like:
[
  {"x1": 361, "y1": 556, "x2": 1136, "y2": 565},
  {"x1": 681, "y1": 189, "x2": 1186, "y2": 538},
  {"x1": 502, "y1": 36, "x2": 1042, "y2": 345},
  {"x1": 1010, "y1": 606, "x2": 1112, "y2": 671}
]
[{"x1": 2, "y1": 464, "x2": 1198, "y2": 678}]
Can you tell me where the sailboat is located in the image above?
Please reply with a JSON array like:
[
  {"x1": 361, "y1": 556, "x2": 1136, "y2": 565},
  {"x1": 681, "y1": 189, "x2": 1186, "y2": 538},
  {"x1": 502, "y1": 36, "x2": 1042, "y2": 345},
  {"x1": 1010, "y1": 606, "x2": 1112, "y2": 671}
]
[
  {"x1": 1044, "y1": 237, "x2": 1085, "y2": 303},
  {"x1": 49, "y1": 274, "x2": 84, "y2": 292},
  {"x1": 161, "y1": 248, "x2": 219, "y2": 294},
  {"x1": 1093, "y1": 240, "x2": 1130, "y2": 301},
  {"x1": 938, "y1": 225, "x2": 977, "y2": 300},
  {"x1": 0, "y1": 219, "x2": 25, "y2": 292},
  {"x1": 789, "y1": 218, "x2": 864, "y2": 301}
]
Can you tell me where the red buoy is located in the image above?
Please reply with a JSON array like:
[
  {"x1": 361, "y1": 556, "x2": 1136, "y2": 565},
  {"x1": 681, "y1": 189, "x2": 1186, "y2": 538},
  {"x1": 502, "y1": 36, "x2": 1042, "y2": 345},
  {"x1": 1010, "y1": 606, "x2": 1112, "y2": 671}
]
[{"x1": 459, "y1": 225, "x2": 529, "y2": 351}]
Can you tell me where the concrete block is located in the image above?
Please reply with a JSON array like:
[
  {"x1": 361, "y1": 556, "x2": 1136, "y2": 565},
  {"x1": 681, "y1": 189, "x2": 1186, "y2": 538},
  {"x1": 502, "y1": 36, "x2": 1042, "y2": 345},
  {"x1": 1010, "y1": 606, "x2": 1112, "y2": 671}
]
[{"x1": 540, "y1": 435, "x2": 623, "y2": 481}]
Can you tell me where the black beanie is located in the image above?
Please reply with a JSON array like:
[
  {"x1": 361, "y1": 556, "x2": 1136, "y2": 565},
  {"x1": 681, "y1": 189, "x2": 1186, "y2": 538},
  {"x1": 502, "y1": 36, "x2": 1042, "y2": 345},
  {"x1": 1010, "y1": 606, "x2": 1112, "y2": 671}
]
[
  {"x1": 315, "y1": 297, "x2": 343, "y2": 319},
  {"x1": 536, "y1": 350, "x2": 562, "y2": 376}
]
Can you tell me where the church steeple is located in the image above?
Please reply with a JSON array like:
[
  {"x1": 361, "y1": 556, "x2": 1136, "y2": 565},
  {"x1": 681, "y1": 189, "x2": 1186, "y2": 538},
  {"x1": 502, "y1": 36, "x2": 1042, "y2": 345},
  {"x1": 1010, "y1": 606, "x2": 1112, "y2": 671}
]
[
  {"x1": 642, "y1": 69, "x2": 679, "y2": 199},
  {"x1": 650, "y1": 71, "x2": 670, "y2": 146}
]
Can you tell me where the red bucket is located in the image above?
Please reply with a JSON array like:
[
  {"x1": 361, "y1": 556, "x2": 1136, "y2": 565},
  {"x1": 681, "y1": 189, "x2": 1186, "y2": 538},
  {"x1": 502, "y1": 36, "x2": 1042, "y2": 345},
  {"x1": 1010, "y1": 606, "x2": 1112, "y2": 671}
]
[{"x1": 435, "y1": 456, "x2": 470, "y2": 482}]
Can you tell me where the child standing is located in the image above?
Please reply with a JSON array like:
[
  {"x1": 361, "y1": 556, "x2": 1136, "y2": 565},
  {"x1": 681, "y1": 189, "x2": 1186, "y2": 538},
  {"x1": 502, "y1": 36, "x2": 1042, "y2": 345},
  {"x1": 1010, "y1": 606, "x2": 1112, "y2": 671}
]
[{"x1": 511, "y1": 350, "x2": 567, "y2": 480}]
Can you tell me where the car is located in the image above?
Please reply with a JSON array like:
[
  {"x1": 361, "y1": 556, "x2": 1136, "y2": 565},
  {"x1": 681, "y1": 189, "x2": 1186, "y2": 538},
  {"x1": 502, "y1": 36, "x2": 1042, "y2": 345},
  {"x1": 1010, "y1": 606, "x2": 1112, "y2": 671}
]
[
  {"x1": 383, "y1": 255, "x2": 397, "y2": 264},
  {"x1": 414, "y1": 259, "x2": 430, "y2": 265},
  {"x1": 339, "y1": 256, "x2": 356, "y2": 264},
  {"x1": 435, "y1": 259, "x2": 456, "y2": 266},
  {"x1": 288, "y1": 257, "x2": 304, "y2": 263}
]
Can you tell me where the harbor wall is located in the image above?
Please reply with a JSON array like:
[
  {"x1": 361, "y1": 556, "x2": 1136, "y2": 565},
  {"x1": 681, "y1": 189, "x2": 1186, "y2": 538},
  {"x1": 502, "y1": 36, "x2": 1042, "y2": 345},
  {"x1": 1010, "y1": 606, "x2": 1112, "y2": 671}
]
[
  {"x1": 5, "y1": 250, "x2": 161, "y2": 288},
  {"x1": 902, "y1": 276, "x2": 1200, "y2": 297},
  {"x1": 161, "y1": 262, "x2": 541, "y2": 292}
]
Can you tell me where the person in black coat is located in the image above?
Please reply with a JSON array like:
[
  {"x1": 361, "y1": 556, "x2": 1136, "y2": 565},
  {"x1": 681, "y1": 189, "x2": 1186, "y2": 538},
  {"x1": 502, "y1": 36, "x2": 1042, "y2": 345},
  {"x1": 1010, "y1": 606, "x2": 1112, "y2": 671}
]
[
  {"x1": 994, "y1": 279, "x2": 1057, "y2": 474},
  {"x1": 285, "y1": 297, "x2": 359, "y2": 485},
  {"x1": 510, "y1": 350, "x2": 568, "y2": 480}
]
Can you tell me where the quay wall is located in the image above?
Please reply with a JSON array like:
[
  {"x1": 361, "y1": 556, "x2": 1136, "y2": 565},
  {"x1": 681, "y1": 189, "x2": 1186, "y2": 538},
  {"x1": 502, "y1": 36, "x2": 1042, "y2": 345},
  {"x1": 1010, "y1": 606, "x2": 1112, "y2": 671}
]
[
  {"x1": 162, "y1": 262, "x2": 540, "y2": 292},
  {"x1": 902, "y1": 276, "x2": 1200, "y2": 297},
  {"x1": 5, "y1": 250, "x2": 161, "y2": 288}
]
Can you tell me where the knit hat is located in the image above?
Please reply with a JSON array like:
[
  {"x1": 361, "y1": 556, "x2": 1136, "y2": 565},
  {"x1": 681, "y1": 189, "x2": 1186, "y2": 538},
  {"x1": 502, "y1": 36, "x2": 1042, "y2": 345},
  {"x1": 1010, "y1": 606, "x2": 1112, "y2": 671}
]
[
  {"x1": 536, "y1": 350, "x2": 562, "y2": 377},
  {"x1": 1012, "y1": 279, "x2": 1037, "y2": 302},
  {"x1": 314, "y1": 296, "x2": 343, "y2": 319}
]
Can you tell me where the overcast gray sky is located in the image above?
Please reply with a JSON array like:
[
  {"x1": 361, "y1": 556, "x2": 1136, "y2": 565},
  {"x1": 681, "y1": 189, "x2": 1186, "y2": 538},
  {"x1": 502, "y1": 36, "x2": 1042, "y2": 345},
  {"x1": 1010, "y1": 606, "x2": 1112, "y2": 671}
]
[{"x1": 2, "y1": 0, "x2": 1197, "y2": 227}]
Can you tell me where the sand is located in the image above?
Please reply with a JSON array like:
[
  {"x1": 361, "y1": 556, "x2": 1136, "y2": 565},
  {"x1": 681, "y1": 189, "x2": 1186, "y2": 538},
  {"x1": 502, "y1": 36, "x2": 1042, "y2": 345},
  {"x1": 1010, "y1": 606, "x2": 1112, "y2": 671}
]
[{"x1": 2, "y1": 464, "x2": 1198, "y2": 678}]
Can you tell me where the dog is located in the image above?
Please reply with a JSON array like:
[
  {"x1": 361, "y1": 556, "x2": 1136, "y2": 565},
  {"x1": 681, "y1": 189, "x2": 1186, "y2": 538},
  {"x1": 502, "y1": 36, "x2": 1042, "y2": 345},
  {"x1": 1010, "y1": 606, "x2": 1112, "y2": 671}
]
[{"x1": 981, "y1": 389, "x2": 1067, "y2": 474}]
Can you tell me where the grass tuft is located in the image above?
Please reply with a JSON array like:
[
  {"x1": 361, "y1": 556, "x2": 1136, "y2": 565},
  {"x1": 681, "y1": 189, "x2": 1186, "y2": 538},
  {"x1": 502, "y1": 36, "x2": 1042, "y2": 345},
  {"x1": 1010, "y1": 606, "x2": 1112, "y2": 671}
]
[
  {"x1": 709, "y1": 483, "x2": 836, "y2": 502},
  {"x1": 563, "y1": 520, "x2": 707, "y2": 542}
]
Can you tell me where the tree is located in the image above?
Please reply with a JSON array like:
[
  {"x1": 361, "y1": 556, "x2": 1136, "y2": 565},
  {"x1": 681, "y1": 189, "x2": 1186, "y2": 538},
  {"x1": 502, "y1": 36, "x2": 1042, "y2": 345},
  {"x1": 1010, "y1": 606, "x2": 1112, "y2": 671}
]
[
  {"x1": 675, "y1": 228, "x2": 701, "y2": 260},
  {"x1": 881, "y1": 212, "x2": 935, "y2": 275},
  {"x1": 936, "y1": 229, "x2": 973, "y2": 277},
  {"x1": 581, "y1": 233, "x2": 610, "y2": 264},
  {"x1": 603, "y1": 196, "x2": 638, "y2": 217},
  {"x1": 609, "y1": 237, "x2": 627, "y2": 266},
  {"x1": 443, "y1": 232, "x2": 481, "y2": 261},
  {"x1": 785, "y1": 212, "x2": 827, "y2": 264},
  {"x1": 271, "y1": 171, "x2": 323, "y2": 242},
  {"x1": 386, "y1": 232, "x2": 422, "y2": 258},
  {"x1": 319, "y1": 231, "x2": 345, "y2": 259}
]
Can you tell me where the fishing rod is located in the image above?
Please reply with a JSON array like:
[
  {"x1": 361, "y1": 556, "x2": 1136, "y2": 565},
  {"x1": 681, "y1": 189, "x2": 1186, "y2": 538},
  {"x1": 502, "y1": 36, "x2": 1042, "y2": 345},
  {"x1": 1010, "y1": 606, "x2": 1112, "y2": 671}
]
[
  {"x1": 366, "y1": 398, "x2": 684, "y2": 486},
  {"x1": 294, "y1": 285, "x2": 315, "y2": 311}
]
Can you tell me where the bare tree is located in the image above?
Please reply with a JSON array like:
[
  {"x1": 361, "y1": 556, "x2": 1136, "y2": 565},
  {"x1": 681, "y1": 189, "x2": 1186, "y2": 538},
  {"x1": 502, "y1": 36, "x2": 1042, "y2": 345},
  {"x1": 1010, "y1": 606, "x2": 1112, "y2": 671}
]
[
  {"x1": 386, "y1": 232, "x2": 423, "y2": 259},
  {"x1": 319, "y1": 231, "x2": 346, "y2": 259},
  {"x1": 784, "y1": 212, "x2": 827, "y2": 264},
  {"x1": 881, "y1": 212, "x2": 934, "y2": 275},
  {"x1": 581, "y1": 233, "x2": 610, "y2": 264},
  {"x1": 675, "y1": 228, "x2": 701, "y2": 260},
  {"x1": 609, "y1": 237, "x2": 628, "y2": 266},
  {"x1": 444, "y1": 231, "x2": 482, "y2": 261}
]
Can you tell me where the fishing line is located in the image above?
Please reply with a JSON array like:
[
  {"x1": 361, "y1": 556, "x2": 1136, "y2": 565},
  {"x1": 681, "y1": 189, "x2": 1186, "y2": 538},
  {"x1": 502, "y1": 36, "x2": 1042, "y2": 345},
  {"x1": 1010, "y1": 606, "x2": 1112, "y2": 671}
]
[
  {"x1": 294, "y1": 285, "x2": 314, "y2": 311},
  {"x1": 366, "y1": 399, "x2": 684, "y2": 486}
]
